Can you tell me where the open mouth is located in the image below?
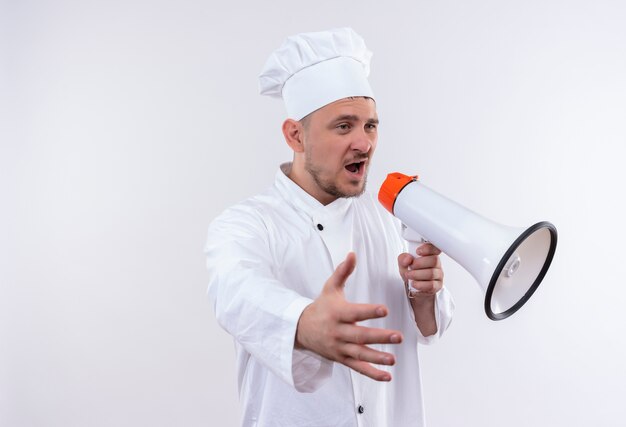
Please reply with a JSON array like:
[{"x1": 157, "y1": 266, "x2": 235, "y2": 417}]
[{"x1": 345, "y1": 161, "x2": 365, "y2": 175}]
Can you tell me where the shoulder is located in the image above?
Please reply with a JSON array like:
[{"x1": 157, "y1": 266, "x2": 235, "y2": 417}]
[{"x1": 209, "y1": 186, "x2": 283, "y2": 237}]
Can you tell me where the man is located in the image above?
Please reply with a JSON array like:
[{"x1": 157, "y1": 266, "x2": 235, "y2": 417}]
[{"x1": 205, "y1": 28, "x2": 454, "y2": 426}]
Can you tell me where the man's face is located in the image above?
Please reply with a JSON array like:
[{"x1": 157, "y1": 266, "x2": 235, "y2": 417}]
[{"x1": 298, "y1": 97, "x2": 378, "y2": 204}]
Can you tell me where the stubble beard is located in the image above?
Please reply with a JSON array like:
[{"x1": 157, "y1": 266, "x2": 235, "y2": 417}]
[{"x1": 304, "y1": 152, "x2": 368, "y2": 200}]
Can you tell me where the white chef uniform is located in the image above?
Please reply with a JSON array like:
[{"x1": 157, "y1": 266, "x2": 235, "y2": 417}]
[{"x1": 205, "y1": 163, "x2": 455, "y2": 427}]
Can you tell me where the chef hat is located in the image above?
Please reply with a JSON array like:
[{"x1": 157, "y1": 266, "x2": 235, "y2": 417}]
[{"x1": 259, "y1": 27, "x2": 374, "y2": 120}]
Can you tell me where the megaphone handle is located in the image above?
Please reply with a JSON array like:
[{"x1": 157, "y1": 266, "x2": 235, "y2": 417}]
[
  {"x1": 407, "y1": 240, "x2": 426, "y2": 258},
  {"x1": 402, "y1": 224, "x2": 428, "y2": 254},
  {"x1": 401, "y1": 224, "x2": 429, "y2": 298}
]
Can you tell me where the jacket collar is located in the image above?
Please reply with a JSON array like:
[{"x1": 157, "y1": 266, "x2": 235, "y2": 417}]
[{"x1": 275, "y1": 162, "x2": 353, "y2": 221}]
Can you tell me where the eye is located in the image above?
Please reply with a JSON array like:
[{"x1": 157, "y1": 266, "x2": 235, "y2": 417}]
[
  {"x1": 336, "y1": 123, "x2": 351, "y2": 131},
  {"x1": 366, "y1": 123, "x2": 378, "y2": 131}
]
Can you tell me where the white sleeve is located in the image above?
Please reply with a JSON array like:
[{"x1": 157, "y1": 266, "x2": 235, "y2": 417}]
[{"x1": 205, "y1": 206, "x2": 332, "y2": 392}]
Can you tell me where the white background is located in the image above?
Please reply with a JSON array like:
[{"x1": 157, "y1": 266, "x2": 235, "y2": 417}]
[{"x1": 2, "y1": 0, "x2": 625, "y2": 426}]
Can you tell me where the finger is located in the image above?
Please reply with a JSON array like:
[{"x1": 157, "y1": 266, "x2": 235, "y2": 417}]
[
  {"x1": 397, "y1": 253, "x2": 414, "y2": 282},
  {"x1": 341, "y1": 343, "x2": 396, "y2": 366},
  {"x1": 339, "y1": 303, "x2": 388, "y2": 323},
  {"x1": 338, "y1": 324, "x2": 403, "y2": 345},
  {"x1": 417, "y1": 243, "x2": 441, "y2": 256},
  {"x1": 397, "y1": 253, "x2": 414, "y2": 268},
  {"x1": 409, "y1": 279, "x2": 443, "y2": 294},
  {"x1": 324, "y1": 252, "x2": 357, "y2": 293},
  {"x1": 408, "y1": 254, "x2": 441, "y2": 270},
  {"x1": 405, "y1": 267, "x2": 444, "y2": 282},
  {"x1": 343, "y1": 358, "x2": 392, "y2": 382}
]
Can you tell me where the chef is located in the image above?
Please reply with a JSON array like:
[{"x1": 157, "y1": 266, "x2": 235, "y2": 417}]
[{"x1": 205, "y1": 27, "x2": 455, "y2": 427}]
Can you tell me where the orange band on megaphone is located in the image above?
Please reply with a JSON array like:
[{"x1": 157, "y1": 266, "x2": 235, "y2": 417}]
[{"x1": 378, "y1": 172, "x2": 418, "y2": 214}]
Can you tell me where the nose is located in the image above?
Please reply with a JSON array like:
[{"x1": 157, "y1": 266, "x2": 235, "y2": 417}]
[{"x1": 351, "y1": 127, "x2": 373, "y2": 153}]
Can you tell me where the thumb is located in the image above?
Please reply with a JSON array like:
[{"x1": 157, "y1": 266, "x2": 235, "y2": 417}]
[
  {"x1": 398, "y1": 253, "x2": 414, "y2": 268},
  {"x1": 323, "y1": 252, "x2": 357, "y2": 293},
  {"x1": 397, "y1": 253, "x2": 414, "y2": 282}
]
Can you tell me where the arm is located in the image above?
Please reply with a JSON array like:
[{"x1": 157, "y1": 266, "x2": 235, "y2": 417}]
[
  {"x1": 206, "y1": 207, "x2": 404, "y2": 391},
  {"x1": 205, "y1": 209, "x2": 317, "y2": 390},
  {"x1": 398, "y1": 243, "x2": 452, "y2": 339}
]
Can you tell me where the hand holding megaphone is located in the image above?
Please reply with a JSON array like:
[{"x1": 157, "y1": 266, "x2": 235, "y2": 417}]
[{"x1": 379, "y1": 173, "x2": 557, "y2": 321}]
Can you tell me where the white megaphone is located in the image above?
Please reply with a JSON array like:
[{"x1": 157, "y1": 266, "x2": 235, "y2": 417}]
[{"x1": 378, "y1": 173, "x2": 557, "y2": 320}]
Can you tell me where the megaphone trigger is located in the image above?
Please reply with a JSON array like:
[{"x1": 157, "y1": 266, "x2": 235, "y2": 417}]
[{"x1": 401, "y1": 223, "x2": 428, "y2": 258}]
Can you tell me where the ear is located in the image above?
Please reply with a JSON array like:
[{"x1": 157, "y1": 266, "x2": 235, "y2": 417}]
[{"x1": 282, "y1": 119, "x2": 306, "y2": 153}]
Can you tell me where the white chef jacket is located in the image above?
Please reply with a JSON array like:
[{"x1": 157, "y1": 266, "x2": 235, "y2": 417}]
[{"x1": 205, "y1": 163, "x2": 454, "y2": 427}]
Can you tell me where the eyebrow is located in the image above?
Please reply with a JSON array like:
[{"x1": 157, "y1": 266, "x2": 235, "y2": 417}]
[{"x1": 332, "y1": 114, "x2": 380, "y2": 124}]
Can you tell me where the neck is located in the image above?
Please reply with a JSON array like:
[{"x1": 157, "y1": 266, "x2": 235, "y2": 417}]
[{"x1": 285, "y1": 161, "x2": 337, "y2": 206}]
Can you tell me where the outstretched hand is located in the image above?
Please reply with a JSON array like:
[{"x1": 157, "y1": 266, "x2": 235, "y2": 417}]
[{"x1": 295, "y1": 252, "x2": 403, "y2": 382}]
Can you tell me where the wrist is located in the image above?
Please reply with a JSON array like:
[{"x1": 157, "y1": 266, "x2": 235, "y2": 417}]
[
  {"x1": 295, "y1": 302, "x2": 314, "y2": 350},
  {"x1": 409, "y1": 292, "x2": 436, "y2": 306}
]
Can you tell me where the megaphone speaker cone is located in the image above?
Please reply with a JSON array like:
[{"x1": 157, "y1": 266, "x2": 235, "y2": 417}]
[{"x1": 486, "y1": 221, "x2": 557, "y2": 320}]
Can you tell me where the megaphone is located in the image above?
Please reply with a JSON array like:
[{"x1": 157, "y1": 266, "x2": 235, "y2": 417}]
[{"x1": 378, "y1": 173, "x2": 557, "y2": 321}]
